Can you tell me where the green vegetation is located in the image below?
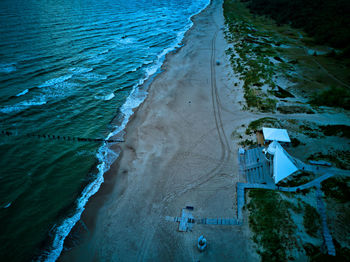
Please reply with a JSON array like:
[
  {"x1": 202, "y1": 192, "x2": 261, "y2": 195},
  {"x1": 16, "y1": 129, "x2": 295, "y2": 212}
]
[
  {"x1": 308, "y1": 151, "x2": 350, "y2": 170},
  {"x1": 224, "y1": 0, "x2": 350, "y2": 112},
  {"x1": 298, "y1": 125, "x2": 320, "y2": 138},
  {"x1": 320, "y1": 125, "x2": 350, "y2": 139},
  {"x1": 290, "y1": 138, "x2": 301, "y2": 147},
  {"x1": 238, "y1": 139, "x2": 254, "y2": 147},
  {"x1": 244, "y1": 87, "x2": 277, "y2": 112},
  {"x1": 321, "y1": 177, "x2": 350, "y2": 203},
  {"x1": 245, "y1": 117, "x2": 278, "y2": 135},
  {"x1": 277, "y1": 105, "x2": 315, "y2": 114},
  {"x1": 303, "y1": 203, "x2": 321, "y2": 237},
  {"x1": 278, "y1": 172, "x2": 315, "y2": 187},
  {"x1": 304, "y1": 241, "x2": 350, "y2": 262},
  {"x1": 310, "y1": 86, "x2": 350, "y2": 110},
  {"x1": 223, "y1": 0, "x2": 288, "y2": 112},
  {"x1": 247, "y1": 189, "x2": 296, "y2": 261},
  {"x1": 242, "y1": 0, "x2": 350, "y2": 53}
]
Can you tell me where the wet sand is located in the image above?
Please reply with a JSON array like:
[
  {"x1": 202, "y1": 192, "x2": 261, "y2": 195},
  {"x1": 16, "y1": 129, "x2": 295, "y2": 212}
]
[{"x1": 59, "y1": 0, "x2": 258, "y2": 261}]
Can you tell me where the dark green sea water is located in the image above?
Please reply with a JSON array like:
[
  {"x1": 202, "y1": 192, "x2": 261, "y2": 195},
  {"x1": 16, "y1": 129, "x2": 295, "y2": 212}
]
[{"x1": 0, "y1": 0, "x2": 209, "y2": 260}]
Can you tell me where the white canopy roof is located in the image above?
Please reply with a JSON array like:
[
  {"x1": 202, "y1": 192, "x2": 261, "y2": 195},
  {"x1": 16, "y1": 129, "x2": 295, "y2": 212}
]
[
  {"x1": 266, "y1": 141, "x2": 298, "y2": 184},
  {"x1": 263, "y1": 127, "x2": 291, "y2": 143}
]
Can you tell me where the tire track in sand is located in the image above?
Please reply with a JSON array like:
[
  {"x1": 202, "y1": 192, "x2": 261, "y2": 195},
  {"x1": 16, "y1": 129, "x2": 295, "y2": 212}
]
[{"x1": 162, "y1": 18, "x2": 232, "y2": 202}]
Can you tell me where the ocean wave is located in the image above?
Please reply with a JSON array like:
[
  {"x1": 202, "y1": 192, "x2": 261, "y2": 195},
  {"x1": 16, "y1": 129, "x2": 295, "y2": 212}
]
[
  {"x1": 39, "y1": 73, "x2": 149, "y2": 262},
  {"x1": 43, "y1": 82, "x2": 79, "y2": 99},
  {"x1": 0, "y1": 63, "x2": 17, "y2": 73},
  {"x1": 38, "y1": 75, "x2": 73, "y2": 88},
  {"x1": 99, "y1": 47, "x2": 115, "y2": 55},
  {"x1": 86, "y1": 55, "x2": 107, "y2": 64},
  {"x1": 117, "y1": 36, "x2": 138, "y2": 45},
  {"x1": 94, "y1": 93, "x2": 115, "y2": 101},
  {"x1": 69, "y1": 67, "x2": 93, "y2": 74},
  {"x1": 41, "y1": 146, "x2": 119, "y2": 262},
  {"x1": 126, "y1": 60, "x2": 153, "y2": 74},
  {"x1": 16, "y1": 89, "x2": 29, "y2": 97},
  {"x1": 41, "y1": 1, "x2": 211, "y2": 261},
  {"x1": 0, "y1": 99, "x2": 47, "y2": 114},
  {"x1": 82, "y1": 72, "x2": 107, "y2": 80}
]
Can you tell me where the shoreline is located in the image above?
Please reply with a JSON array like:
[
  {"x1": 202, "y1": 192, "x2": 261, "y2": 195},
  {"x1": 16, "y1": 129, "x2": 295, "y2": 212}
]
[
  {"x1": 42, "y1": 1, "x2": 213, "y2": 261},
  {"x1": 59, "y1": 0, "x2": 258, "y2": 260}
]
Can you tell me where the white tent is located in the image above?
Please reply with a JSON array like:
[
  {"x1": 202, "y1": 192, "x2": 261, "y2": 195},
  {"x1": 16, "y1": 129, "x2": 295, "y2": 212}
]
[
  {"x1": 266, "y1": 141, "x2": 298, "y2": 184},
  {"x1": 263, "y1": 127, "x2": 291, "y2": 143},
  {"x1": 266, "y1": 140, "x2": 279, "y2": 155}
]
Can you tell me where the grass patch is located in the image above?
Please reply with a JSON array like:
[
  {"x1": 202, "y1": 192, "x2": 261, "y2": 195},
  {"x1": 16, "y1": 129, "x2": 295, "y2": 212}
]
[
  {"x1": 223, "y1": 0, "x2": 288, "y2": 112},
  {"x1": 291, "y1": 137, "x2": 301, "y2": 147},
  {"x1": 308, "y1": 151, "x2": 350, "y2": 170},
  {"x1": 310, "y1": 86, "x2": 350, "y2": 110},
  {"x1": 278, "y1": 172, "x2": 315, "y2": 187},
  {"x1": 277, "y1": 105, "x2": 315, "y2": 114},
  {"x1": 238, "y1": 139, "x2": 255, "y2": 147},
  {"x1": 298, "y1": 125, "x2": 321, "y2": 138},
  {"x1": 319, "y1": 125, "x2": 350, "y2": 139},
  {"x1": 321, "y1": 176, "x2": 350, "y2": 203},
  {"x1": 303, "y1": 203, "x2": 321, "y2": 237},
  {"x1": 304, "y1": 240, "x2": 350, "y2": 262},
  {"x1": 243, "y1": 0, "x2": 350, "y2": 51},
  {"x1": 244, "y1": 88, "x2": 277, "y2": 112},
  {"x1": 246, "y1": 117, "x2": 278, "y2": 135},
  {"x1": 247, "y1": 189, "x2": 296, "y2": 261}
]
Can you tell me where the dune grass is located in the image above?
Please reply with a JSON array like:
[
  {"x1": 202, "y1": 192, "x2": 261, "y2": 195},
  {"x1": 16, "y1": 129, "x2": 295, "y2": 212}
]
[{"x1": 247, "y1": 189, "x2": 296, "y2": 262}]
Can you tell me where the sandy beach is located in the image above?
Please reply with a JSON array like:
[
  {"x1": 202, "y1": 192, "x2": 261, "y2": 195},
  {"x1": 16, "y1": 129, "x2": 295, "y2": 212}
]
[{"x1": 59, "y1": 0, "x2": 258, "y2": 261}]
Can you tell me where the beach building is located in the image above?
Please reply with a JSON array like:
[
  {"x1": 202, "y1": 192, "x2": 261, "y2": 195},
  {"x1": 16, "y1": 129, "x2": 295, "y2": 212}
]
[
  {"x1": 262, "y1": 127, "x2": 291, "y2": 146},
  {"x1": 241, "y1": 128, "x2": 299, "y2": 184}
]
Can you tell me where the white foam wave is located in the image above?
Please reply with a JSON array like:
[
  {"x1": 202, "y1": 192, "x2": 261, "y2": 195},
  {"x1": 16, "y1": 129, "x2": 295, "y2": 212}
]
[
  {"x1": 83, "y1": 72, "x2": 107, "y2": 80},
  {"x1": 94, "y1": 93, "x2": 115, "y2": 101},
  {"x1": 129, "y1": 60, "x2": 154, "y2": 73},
  {"x1": 117, "y1": 36, "x2": 137, "y2": 45},
  {"x1": 16, "y1": 89, "x2": 29, "y2": 97},
  {"x1": 40, "y1": 79, "x2": 148, "y2": 262},
  {"x1": 87, "y1": 54, "x2": 107, "y2": 64},
  {"x1": 41, "y1": 1, "x2": 211, "y2": 261},
  {"x1": 38, "y1": 75, "x2": 73, "y2": 88},
  {"x1": 41, "y1": 146, "x2": 119, "y2": 262},
  {"x1": 0, "y1": 99, "x2": 47, "y2": 114},
  {"x1": 0, "y1": 63, "x2": 17, "y2": 73},
  {"x1": 43, "y1": 82, "x2": 79, "y2": 99},
  {"x1": 69, "y1": 67, "x2": 93, "y2": 74},
  {"x1": 99, "y1": 47, "x2": 115, "y2": 55}
]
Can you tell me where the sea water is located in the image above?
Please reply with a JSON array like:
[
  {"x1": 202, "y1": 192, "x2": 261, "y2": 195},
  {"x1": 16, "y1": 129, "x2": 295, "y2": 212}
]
[{"x1": 0, "y1": 0, "x2": 210, "y2": 260}]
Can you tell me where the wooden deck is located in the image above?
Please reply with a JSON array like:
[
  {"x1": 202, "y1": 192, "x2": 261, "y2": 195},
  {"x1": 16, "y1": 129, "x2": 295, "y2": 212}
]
[
  {"x1": 316, "y1": 187, "x2": 336, "y2": 256},
  {"x1": 239, "y1": 147, "x2": 274, "y2": 185},
  {"x1": 177, "y1": 208, "x2": 195, "y2": 232}
]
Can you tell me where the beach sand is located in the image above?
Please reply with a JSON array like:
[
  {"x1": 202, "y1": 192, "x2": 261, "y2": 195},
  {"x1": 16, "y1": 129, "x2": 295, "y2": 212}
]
[{"x1": 59, "y1": 0, "x2": 258, "y2": 261}]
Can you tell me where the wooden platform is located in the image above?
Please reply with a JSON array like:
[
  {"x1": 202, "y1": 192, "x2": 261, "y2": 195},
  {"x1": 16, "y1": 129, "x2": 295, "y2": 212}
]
[
  {"x1": 165, "y1": 209, "x2": 241, "y2": 231},
  {"x1": 178, "y1": 208, "x2": 195, "y2": 232},
  {"x1": 238, "y1": 147, "x2": 274, "y2": 185}
]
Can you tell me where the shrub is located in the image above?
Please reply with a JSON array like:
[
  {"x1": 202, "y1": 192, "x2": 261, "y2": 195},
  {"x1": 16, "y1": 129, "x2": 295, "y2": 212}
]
[
  {"x1": 303, "y1": 203, "x2": 320, "y2": 237},
  {"x1": 310, "y1": 86, "x2": 350, "y2": 110},
  {"x1": 321, "y1": 177, "x2": 350, "y2": 203},
  {"x1": 247, "y1": 189, "x2": 296, "y2": 261},
  {"x1": 242, "y1": 0, "x2": 350, "y2": 50},
  {"x1": 319, "y1": 125, "x2": 350, "y2": 139}
]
